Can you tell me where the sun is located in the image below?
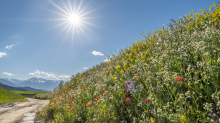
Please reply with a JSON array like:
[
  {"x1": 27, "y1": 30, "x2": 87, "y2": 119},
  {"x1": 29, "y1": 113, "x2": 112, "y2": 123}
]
[
  {"x1": 48, "y1": 0, "x2": 98, "y2": 40},
  {"x1": 68, "y1": 14, "x2": 80, "y2": 25}
]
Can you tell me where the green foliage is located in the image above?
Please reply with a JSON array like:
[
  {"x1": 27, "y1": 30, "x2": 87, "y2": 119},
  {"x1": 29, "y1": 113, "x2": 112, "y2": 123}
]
[{"x1": 0, "y1": 87, "x2": 26, "y2": 104}]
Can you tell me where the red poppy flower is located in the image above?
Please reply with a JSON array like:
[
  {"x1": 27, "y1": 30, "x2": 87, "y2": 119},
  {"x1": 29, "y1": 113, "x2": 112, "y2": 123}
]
[
  {"x1": 102, "y1": 93, "x2": 106, "y2": 96},
  {"x1": 144, "y1": 99, "x2": 149, "y2": 104},
  {"x1": 125, "y1": 98, "x2": 131, "y2": 103},
  {"x1": 136, "y1": 73, "x2": 139, "y2": 77},
  {"x1": 67, "y1": 109, "x2": 72, "y2": 111},
  {"x1": 63, "y1": 99, "x2": 65, "y2": 102},
  {"x1": 86, "y1": 102, "x2": 91, "y2": 107},
  {"x1": 59, "y1": 90, "x2": 60, "y2": 92},
  {"x1": 73, "y1": 109, "x2": 76, "y2": 111},
  {"x1": 69, "y1": 104, "x2": 71, "y2": 106},
  {"x1": 57, "y1": 107, "x2": 59, "y2": 109},
  {"x1": 102, "y1": 72, "x2": 104, "y2": 75},
  {"x1": 80, "y1": 87, "x2": 83, "y2": 90},
  {"x1": 94, "y1": 97, "x2": 99, "y2": 103},
  {"x1": 176, "y1": 76, "x2": 185, "y2": 83}
]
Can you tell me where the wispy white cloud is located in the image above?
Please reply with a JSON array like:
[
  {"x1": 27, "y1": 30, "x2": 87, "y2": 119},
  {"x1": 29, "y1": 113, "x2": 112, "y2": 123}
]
[
  {"x1": 29, "y1": 70, "x2": 71, "y2": 80},
  {"x1": 104, "y1": 59, "x2": 110, "y2": 62},
  {"x1": 2, "y1": 72, "x2": 14, "y2": 76},
  {"x1": 0, "y1": 52, "x2": 7, "y2": 58},
  {"x1": 5, "y1": 44, "x2": 15, "y2": 49},
  {"x1": 90, "y1": 51, "x2": 104, "y2": 56},
  {"x1": 56, "y1": 75, "x2": 71, "y2": 80},
  {"x1": 29, "y1": 70, "x2": 41, "y2": 76},
  {"x1": 103, "y1": 55, "x2": 113, "y2": 62},
  {"x1": 83, "y1": 67, "x2": 87, "y2": 69}
]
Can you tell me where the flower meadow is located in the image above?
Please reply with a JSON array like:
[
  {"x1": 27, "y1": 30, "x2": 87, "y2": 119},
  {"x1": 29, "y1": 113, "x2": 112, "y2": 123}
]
[{"x1": 36, "y1": 2, "x2": 220, "y2": 123}]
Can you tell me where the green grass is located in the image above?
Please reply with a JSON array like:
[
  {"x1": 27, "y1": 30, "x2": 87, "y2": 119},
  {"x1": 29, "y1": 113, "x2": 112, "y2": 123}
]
[
  {"x1": 12, "y1": 90, "x2": 48, "y2": 94},
  {"x1": 0, "y1": 87, "x2": 27, "y2": 106},
  {"x1": 37, "y1": 2, "x2": 220, "y2": 123}
]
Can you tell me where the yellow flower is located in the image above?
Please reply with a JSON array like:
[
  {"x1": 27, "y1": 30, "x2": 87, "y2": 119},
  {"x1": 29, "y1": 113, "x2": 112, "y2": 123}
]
[
  {"x1": 116, "y1": 65, "x2": 121, "y2": 69},
  {"x1": 120, "y1": 69, "x2": 124, "y2": 75},
  {"x1": 180, "y1": 115, "x2": 185, "y2": 120},
  {"x1": 150, "y1": 117, "x2": 155, "y2": 122}
]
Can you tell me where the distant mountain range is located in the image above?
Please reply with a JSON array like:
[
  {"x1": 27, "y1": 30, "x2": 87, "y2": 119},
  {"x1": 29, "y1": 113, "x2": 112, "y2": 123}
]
[
  {"x1": 0, "y1": 82, "x2": 46, "y2": 91},
  {"x1": 0, "y1": 77, "x2": 64, "y2": 91}
]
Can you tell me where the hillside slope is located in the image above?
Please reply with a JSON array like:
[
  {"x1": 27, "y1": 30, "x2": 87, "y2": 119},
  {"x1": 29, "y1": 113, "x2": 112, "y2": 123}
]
[
  {"x1": 37, "y1": 2, "x2": 220, "y2": 123},
  {"x1": 0, "y1": 87, "x2": 27, "y2": 105},
  {"x1": 0, "y1": 83, "x2": 27, "y2": 91}
]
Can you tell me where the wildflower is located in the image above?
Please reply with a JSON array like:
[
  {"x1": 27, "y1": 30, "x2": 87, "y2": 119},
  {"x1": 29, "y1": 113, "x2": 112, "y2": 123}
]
[
  {"x1": 67, "y1": 109, "x2": 72, "y2": 111},
  {"x1": 136, "y1": 73, "x2": 139, "y2": 77},
  {"x1": 80, "y1": 87, "x2": 83, "y2": 90},
  {"x1": 126, "y1": 80, "x2": 135, "y2": 92},
  {"x1": 125, "y1": 98, "x2": 131, "y2": 103},
  {"x1": 69, "y1": 104, "x2": 71, "y2": 106},
  {"x1": 94, "y1": 97, "x2": 99, "y2": 103},
  {"x1": 176, "y1": 76, "x2": 185, "y2": 83},
  {"x1": 73, "y1": 109, "x2": 76, "y2": 111},
  {"x1": 181, "y1": 115, "x2": 185, "y2": 120},
  {"x1": 102, "y1": 93, "x2": 106, "y2": 96},
  {"x1": 150, "y1": 117, "x2": 155, "y2": 122},
  {"x1": 144, "y1": 99, "x2": 149, "y2": 104},
  {"x1": 57, "y1": 107, "x2": 59, "y2": 109},
  {"x1": 63, "y1": 99, "x2": 65, "y2": 102},
  {"x1": 86, "y1": 102, "x2": 91, "y2": 107},
  {"x1": 59, "y1": 90, "x2": 60, "y2": 92}
]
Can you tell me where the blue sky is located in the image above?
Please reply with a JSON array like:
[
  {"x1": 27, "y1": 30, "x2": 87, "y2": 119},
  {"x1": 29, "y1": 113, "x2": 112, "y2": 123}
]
[{"x1": 0, "y1": 0, "x2": 218, "y2": 81}]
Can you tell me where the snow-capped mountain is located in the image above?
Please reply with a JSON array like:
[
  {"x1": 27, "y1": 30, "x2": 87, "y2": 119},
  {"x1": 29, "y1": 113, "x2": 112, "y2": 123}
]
[{"x1": 19, "y1": 77, "x2": 63, "y2": 91}]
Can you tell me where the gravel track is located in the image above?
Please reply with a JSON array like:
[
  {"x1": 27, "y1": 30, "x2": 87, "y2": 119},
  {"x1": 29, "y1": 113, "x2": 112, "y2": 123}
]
[{"x1": 0, "y1": 98, "x2": 49, "y2": 123}]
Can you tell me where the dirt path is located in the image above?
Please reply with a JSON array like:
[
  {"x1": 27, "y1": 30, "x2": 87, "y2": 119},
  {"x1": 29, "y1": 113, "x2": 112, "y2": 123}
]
[{"x1": 0, "y1": 98, "x2": 49, "y2": 123}]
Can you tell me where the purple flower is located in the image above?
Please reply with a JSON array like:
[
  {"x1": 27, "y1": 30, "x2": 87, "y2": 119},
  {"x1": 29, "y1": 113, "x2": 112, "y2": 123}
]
[
  {"x1": 143, "y1": 75, "x2": 145, "y2": 78},
  {"x1": 126, "y1": 81, "x2": 135, "y2": 92}
]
